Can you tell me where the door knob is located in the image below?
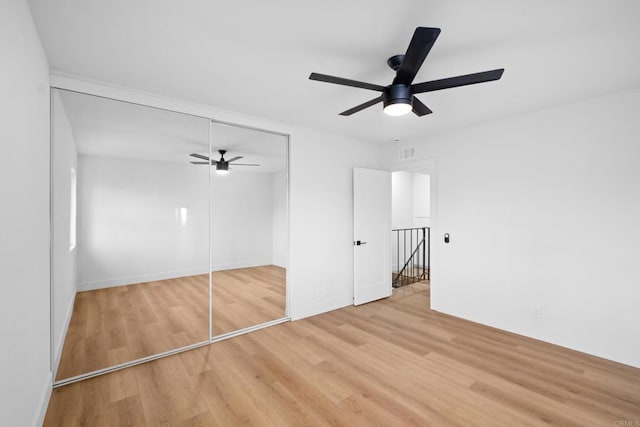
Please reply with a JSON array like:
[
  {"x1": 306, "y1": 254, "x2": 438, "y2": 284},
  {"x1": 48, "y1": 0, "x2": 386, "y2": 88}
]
[{"x1": 354, "y1": 240, "x2": 367, "y2": 246}]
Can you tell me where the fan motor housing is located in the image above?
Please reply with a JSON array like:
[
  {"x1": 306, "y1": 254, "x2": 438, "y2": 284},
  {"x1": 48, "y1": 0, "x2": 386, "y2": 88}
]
[{"x1": 383, "y1": 84, "x2": 412, "y2": 108}]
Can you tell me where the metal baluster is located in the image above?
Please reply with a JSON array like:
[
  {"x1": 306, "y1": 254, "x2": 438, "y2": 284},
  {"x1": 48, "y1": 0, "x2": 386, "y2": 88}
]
[
  {"x1": 403, "y1": 229, "x2": 406, "y2": 286},
  {"x1": 427, "y1": 227, "x2": 430, "y2": 280},
  {"x1": 396, "y1": 230, "x2": 399, "y2": 285},
  {"x1": 421, "y1": 228, "x2": 424, "y2": 281},
  {"x1": 410, "y1": 229, "x2": 413, "y2": 283}
]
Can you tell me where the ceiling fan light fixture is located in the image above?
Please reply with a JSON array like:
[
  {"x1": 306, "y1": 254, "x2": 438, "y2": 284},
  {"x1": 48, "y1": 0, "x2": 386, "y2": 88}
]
[
  {"x1": 383, "y1": 84, "x2": 412, "y2": 116},
  {"x1": 215, "y1": 162, "x2": 229, "y2": 174},
  {"x1": 383, "y1": 101, "x2": 412, "y2": 116},
  {"x1": 189, "y1": 150, "x2": 260, "y2": 170}
]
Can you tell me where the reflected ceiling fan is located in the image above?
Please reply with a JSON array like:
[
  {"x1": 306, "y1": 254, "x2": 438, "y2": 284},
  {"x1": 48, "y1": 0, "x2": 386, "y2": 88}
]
[
  {"x1": 309, "y1": 27, "x2": 504, "y2": 117},
  {"x1": 190, "y1": 150, "x2": 259, "y2": 174}
]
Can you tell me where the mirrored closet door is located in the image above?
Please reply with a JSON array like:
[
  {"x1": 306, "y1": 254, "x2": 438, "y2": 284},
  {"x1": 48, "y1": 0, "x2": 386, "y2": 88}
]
[
  {"x1": 209, "y1": 122, "x2": 288, "y2": 336},
  {"x1": 51, "y1": 89, "x2": 211, "y2": 382}
]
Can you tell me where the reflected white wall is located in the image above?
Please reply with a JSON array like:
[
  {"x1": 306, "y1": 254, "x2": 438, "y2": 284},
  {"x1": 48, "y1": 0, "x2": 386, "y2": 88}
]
[
  {"x1": 76, "y1": 154, "x2": 284, "y2": 289},
  {"x1": 51, "y1": 91, "x2": 78, "y2": 367},
  {"x1": 77, "y1": 155, "x2": 209, "y2": 290},
  {"x1": 210, "y1": 171, "x2": 276, "y2": 271}
]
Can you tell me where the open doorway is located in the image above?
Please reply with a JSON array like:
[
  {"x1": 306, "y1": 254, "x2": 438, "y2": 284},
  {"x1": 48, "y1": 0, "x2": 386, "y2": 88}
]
[{"x1": 391, "y1": 171, "x2": 431, "y2": 292}]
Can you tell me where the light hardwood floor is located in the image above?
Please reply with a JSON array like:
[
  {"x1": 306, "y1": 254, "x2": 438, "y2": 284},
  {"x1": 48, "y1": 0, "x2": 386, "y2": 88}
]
[
  {"x1": 212, "y1": 265, "x2": 286, "y2": 336},
  {"x1": 46, "y1": 281, "x2": 640, "y2": 425},
  {"x1": 56, "y1": 265, "x2": 286, "y2": 380}
]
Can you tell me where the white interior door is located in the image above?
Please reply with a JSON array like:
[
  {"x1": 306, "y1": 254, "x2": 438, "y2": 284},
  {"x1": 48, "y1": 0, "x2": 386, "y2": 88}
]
[{"x1": 353, "y1": 167, "x2": 391, "y2": 305}]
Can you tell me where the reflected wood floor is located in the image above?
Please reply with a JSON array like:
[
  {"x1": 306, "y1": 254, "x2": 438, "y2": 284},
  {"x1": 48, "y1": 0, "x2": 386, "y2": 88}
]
[
  {"x1": 56, "y1": 274, "x2": 210, "y2": 380},
  {"x1": 56, "y1": 265, "x2": 286, "y2": 380},
  {"x1": 47, "y1": 281, "x2": 640, "y2": 426},
  {"x1": 212, "y1": 265, "x2": 286, "y2": 336}
]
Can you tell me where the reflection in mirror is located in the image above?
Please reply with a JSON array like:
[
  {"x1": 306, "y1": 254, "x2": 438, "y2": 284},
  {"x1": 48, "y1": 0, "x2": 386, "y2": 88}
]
[
  {"x1": 51, "y1": 89, "x2": 210, "y2": 381},
  {"x1": 209, "y1": 123, "x2": 288, "y2": 336}
]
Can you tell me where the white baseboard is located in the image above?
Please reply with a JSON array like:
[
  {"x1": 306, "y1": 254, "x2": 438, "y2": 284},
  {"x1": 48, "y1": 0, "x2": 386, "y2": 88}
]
[
  {"x1": 210, "y1": 260, "x2": 273, "y2": 272},
  {"x1": 33, "y1": 372, "x2": 52, "y2": 427},
  {"x1": 290, "y1": 296, "x2": 351, "y2": 321},
  {"x1": 78, "y1": 262, "x2": 278, "y2": 291},
  {"x1": 77, "y1": 268, "x2": 210, "y2": 291}
]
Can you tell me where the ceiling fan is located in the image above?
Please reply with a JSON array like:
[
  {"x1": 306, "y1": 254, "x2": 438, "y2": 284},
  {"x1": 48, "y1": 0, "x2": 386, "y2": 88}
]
[
  {"x1": 309, "y1": 27, "x2": 504, "y2": 117},
  {"x1": 190, "y1": 150, "x2": 259, "y2": 174}
]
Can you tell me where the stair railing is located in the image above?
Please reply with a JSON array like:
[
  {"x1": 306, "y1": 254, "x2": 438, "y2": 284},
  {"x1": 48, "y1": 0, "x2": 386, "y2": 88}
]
[{"x1": 392, "y1": 227, "x2": 430, "y2": 287}]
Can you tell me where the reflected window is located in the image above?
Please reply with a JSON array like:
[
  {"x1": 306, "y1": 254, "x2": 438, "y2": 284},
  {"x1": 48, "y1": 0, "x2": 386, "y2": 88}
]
[
  {"x1": 69, "y1": 167, "x2": 77, "y2": 251},
  {"x1": 176, "y1": 207, "x2": 188, "y2": 226}
]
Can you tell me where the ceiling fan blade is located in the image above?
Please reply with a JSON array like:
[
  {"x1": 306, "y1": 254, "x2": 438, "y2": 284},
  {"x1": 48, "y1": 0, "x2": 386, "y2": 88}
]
[
  {"x1": 411, "y1": 97, "x2": 433, "y2": 116},
  {"x1": 190, "y1": 153, "x2": 211, "y2": 161},
  {"x1": 231, "y1": 163, "x2": 260, "y2": 166},
  {"x1": 393, "y1": 27, "x2": 441, "y2": 85},
  {"x1": 339, "y1": 96, "x2": 383, "y2": 116},
  {"x1": 412, "y1": 69, "x2": 504, "y2": 94},
  {"x1": 190, "y1": 161, "x2": 211, "y2": 165},
  {"x1": 309, "y1": 73, "x2": 385, "y2": 92},
  {"x1": 226, "y1": 156, "x2": 244, "y2": 163}
]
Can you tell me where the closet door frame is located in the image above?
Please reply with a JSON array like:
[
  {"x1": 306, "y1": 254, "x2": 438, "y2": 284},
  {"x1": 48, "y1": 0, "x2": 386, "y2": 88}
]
[
  {"x1": 49, "y1": 82, "x2": 291, "y2": 388},
  {"x1": 208, "y1": 119, "x2": 291, "y2": 342}
]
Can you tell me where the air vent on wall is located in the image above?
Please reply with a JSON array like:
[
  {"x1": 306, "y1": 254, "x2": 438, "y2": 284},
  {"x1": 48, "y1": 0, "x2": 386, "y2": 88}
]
[{"x1": 399, "y1": 147, "x2": 415, "y2": 160}]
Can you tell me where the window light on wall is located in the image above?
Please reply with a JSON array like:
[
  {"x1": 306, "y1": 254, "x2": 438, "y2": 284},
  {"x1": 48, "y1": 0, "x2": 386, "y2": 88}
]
[
  {"x1": 175, "y1": 207, "x2": 188, "y2": 226},
  {"x1": 69, "y1": 167, "x2": 77, "y2": 251}
]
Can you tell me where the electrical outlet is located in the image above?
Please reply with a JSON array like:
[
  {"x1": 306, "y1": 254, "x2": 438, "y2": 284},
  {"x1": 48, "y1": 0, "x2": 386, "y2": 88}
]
[{"x1": 533, "y1": 306, "x2": 542, "y2": 319}]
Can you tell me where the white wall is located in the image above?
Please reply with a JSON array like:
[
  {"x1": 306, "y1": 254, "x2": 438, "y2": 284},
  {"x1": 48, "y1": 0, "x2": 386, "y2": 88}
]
[
  {"x1": 288, "y1": 126, "x2": 383, "y2": 319},
  {"x1": 391, "y1": 171, "x2": 430, "y2": 229},
  {"x1": 77, "y1": 155, "x2": 210, "y2": 289},
  {"x1": 76, "y1": 154, "x2": 282, "y2": 289},
  {"x1": 391, "y1": 171, "x2": 413, "y2": 229},
  {"x1": 412, "y1": 173, "x2": 430, "y2": 228},
  {"x1": 388, "y1": 89, "x2": 640, "y2": 368},
  {"x1": 391, "y1": 171, "x2": 431, "y2": 271},
  {"x1": 0, "y1": 1, "x2": 52, "y2": 425},
  {"x1": 211, "y1": 171, "x2": 275, "y2": 271},
  {"x1": 51, "y1": 91, "x2": 77, "y2": 371},
  {"x1": 272, "y1": 170, "x2": 288, "y2": 268}
]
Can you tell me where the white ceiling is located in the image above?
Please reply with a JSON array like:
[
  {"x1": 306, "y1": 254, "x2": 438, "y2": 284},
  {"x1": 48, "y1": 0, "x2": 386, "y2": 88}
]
[
  {"x1": 57, "y1": 89, "x2": 288, "y2": 172},
  {"x1": 31, "y1": 0, "x2": 640, "y2": 145}
]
